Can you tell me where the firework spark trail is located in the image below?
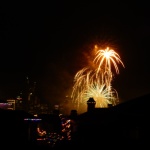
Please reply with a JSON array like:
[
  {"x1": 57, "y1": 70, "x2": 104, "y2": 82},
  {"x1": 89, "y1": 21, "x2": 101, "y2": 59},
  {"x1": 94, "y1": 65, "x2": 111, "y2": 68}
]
[
  {"x1": 71, "y1": 68, "x2": 112, "y2": 110},
  {"x1": 71, "y1": 71, "x2": 118, "y2": 109},
  {"x1": 93, "y1": 46, "x2": 125, "y2": 89},
  {"x1": 84, "y1": 83, "x2": 118, "y2": 108},
  {"x1": 93, "y1": 47, "x2": 125, "y2": 75},
  {"x1": 71, "y1": 45, "x2": 125, "y2": 112}
]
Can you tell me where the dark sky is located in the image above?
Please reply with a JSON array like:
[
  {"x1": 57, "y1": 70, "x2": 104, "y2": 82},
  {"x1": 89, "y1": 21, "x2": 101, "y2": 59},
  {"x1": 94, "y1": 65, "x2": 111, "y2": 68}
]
[{"x1": 0, "y1": 2, "x2": 150, "y2": 105}]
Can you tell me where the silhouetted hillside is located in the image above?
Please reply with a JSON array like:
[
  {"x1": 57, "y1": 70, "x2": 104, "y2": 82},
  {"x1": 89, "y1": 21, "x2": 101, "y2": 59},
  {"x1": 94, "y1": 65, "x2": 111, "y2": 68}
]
[{"x1": 70, "y1": 94, "x2": 150, "y2": 149}]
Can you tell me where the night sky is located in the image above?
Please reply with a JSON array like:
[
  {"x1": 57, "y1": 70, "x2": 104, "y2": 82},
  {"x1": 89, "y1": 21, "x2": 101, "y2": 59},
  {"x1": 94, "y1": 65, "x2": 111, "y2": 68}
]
[{"x1": 0, "y1": 2, "x2": 150, "y2": 106}]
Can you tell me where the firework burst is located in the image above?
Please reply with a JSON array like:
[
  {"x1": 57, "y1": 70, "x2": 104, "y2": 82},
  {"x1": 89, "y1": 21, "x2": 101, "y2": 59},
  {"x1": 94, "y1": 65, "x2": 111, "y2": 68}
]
[
  {"x1": 71, "y1": 45, "x2": 125, "y2": 112},
  {"x1": 94, "y1": 46, "x2": 125, "y2": 74}
]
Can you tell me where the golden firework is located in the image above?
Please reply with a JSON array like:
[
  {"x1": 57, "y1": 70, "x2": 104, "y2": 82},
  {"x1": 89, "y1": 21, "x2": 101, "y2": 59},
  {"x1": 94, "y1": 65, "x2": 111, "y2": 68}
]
[{"x1": 71, "y1": 45, "x2": 125, "y2": 112}]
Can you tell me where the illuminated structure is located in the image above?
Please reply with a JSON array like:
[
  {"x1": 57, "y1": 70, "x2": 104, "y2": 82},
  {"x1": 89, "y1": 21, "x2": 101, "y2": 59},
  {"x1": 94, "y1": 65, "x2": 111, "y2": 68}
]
[
  {"x1": 7, "y1": 99, "x2": 16, "y2": 110},
  {"x1": 20, "y1": 77, "x2": 42, "y2": 114},
  {"x1": 15, "y1": 96, "x2": 23, "y2": 110},
  {"x1": 4, "y1": 97, "x2": 23, "y2": 110},
  {"x1": 0, "y1": 101, "x2": 11, "y2": 110}
]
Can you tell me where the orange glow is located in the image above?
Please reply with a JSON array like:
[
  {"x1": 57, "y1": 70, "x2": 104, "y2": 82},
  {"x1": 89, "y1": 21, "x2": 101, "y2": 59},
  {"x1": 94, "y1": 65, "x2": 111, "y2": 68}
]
[{"x1": 71, "y1": 45, "x2": 125, "y2": 112}]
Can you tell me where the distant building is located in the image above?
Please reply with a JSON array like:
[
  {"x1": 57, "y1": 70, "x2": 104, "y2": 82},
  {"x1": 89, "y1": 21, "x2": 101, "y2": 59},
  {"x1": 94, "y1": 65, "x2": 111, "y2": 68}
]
[
  {"x1": 87, "y1": 97, "x2": 96, "y2": 112},
  {"x1": 6, "y1": 98, "x2": 24, "y2": 110},
  {"x1": 0, "y1": 99, "x2": 11, "y2": 109},
  {"x1": 7, "y1": 99, "x2": 16, "y2": 110},
  {"x1": 16, "y1": 96, "x2": 23, "y2": 110}
]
